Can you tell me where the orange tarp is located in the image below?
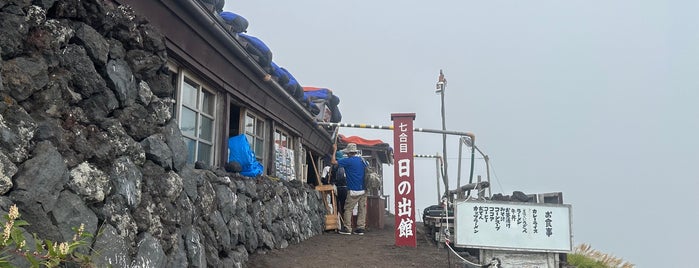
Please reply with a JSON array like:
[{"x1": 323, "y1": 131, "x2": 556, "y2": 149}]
[
  {"x1": 339, "y1": 134, "x2": 386, "y2": 147},
  {"x1": 302, "y1": 86, "x2": 333, "y2": 92}
]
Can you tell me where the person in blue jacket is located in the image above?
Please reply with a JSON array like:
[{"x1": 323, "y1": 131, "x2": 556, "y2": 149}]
[{"x1": 332, "y1": 143, "x2": 367, "y2": 235}]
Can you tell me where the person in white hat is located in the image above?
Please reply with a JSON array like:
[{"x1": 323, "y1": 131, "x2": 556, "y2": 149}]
[{"x1": 332, "y1": 142, "x2": 367, "y2": 235}]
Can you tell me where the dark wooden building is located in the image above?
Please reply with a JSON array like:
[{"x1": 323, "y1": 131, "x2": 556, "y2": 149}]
[{"x1": 116, "y1": 0, "x2": 334, "y2": 181}]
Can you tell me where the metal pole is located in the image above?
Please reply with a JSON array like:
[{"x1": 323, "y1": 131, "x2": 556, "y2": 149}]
[
  {"x1": 441, "y1": 89, "x2": 449, "y2": 198},
  {"x1": 485, "y1": 155, "x2": 491, "y2": 198},
  {"x1": 437, "y1": 70, "x2": 449, "y2": 199},
  {"x1": 467, "y1": 143, "x2": 475, "y2": 196},
  {"x1": 477, "y1": 175, "x2": 484, "y2": 199},
  {"x1": 457, "y1": 135, "x2": 463, "y2": 199},
  {"x1": 435, "y1": 154, "x2": 441, "y2": 204}
]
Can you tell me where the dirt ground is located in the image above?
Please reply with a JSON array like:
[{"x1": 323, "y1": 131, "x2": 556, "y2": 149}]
[{"x1": 246, "y1": 214, "x2": 466, "y2": 268}]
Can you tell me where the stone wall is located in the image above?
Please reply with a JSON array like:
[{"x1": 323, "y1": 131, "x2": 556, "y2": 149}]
[{"x1": 0, "y1": 0, "x2": 325, "y2": 267}]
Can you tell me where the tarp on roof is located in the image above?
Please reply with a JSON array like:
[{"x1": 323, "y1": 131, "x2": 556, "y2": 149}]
[
  {"x1": 303, "y1": 86, "x2": 333, "y2": 101},
  {"x1": 339, "y1": 134, "x2": 385, "y2": 147},
  {"x1": 338, "y1": 134, "x2": 393, "y2": 164}
]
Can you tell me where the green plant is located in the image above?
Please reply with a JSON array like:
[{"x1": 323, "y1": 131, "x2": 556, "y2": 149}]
[
  {"x1": 0, "y1": 204, "x2": 95, "y2": 268},
  {"x1": 568, "y1": 253, "x2": 608, "y2": 268},
  {"x1": 568, "y1": 243, "x2": 634, "y2": 268}
]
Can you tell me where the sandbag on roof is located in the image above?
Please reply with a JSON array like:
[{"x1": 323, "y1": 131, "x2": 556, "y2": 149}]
[
  {"x1": 279, "y1": 67, "x2": 304, "y2": 99},
  {"x1": 220, "y1": 11, "x2": 248, "y2": 33},
  {"x1": 238, "y1": 33, "x2": 273, "y2": 68},
  {"x1": 302, "y1": 86, "x2": 342, "y2": 122},
  {"x1": 200, "y1": 0, "x2": 224, "y2": 12},
  {"x1": 270, "y1": 62, "x2": 289, "y2": 86},
  {"x1": 299, "y1": 94, "x2": 320, "y2": 115},
  {"x1": 302, "y1": 86, "x2": 333, "y2": 101}
]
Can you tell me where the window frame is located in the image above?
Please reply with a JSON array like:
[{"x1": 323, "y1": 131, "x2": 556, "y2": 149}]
[
  {"x1": 175, "y1": 70, "x2": 217, "y2": 165},
  {"x1": 273, "y1": 127, "x2": 298, "y2": 180},
  {"x1": 274, "y1": 128, "x2": 295, "y2": 151},
  {"x1": 243, "y1": 110, "x2": 266, "y2": 162}
]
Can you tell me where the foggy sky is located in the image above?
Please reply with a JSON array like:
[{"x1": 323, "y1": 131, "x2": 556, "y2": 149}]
[{"x1": 224, "y1": 1, "x2": 699, "y2": 267}]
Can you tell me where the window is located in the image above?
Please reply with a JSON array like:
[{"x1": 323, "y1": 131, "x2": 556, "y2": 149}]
[
  {"x1": 244, "y1": 111, "x2": 265, "y2": 160},
  {"x1": 274, "y1": 129, "x2": 293, "y2": 150},
  {"x1": 274, "y1": 128, "x2": 296, "y2": 180},
  {"x1": 179, "y1": 76, "x2": 216, "y2": 165}
]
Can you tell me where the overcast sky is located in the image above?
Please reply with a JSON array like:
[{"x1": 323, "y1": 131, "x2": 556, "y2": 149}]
[{"x1": 224, "y1": 1, "x2": 698, "y2": 267}]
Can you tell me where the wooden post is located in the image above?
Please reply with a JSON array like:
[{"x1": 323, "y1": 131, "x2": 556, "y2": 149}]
[{"x1": 308, "y1": 151, "x2": 321, "y2": 186}]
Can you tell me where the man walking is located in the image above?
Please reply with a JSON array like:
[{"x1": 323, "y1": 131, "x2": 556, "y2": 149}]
[{"x1": 332, "y1": 143, "x2": 367, "y2": 235}]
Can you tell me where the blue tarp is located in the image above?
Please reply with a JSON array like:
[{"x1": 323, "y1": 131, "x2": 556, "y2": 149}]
[{"x1": 228, "y1": 134, "x2": 263, "y2": 177}]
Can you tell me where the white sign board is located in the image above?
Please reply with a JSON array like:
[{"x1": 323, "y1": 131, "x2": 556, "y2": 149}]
[{"x1": 454, "y1": 199, "x2": 572, "y2": 253}]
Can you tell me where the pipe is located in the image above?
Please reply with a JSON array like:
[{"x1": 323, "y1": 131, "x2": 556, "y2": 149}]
[
  {"x1": 467, "y1": 143, "x2": 476, "y2": 196},
  {"x1": 316, "y1": 122, "x2": 476, "y2": 141},
  {"x1": 319, "y1": 122, "x2": 479, "y2": 198},
  {"x1": 461, "y1": 136, "x2": 490, "y2": 198},
  {"x1": 414, "y1": 153, "x2": 443, "y2": 203},
  {"x1": 457, "y1": 136, "x2": 463, "y2": 198}
]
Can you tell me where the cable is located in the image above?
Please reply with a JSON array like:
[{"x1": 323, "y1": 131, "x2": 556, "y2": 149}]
[
  {"x1": 444, "y1": 241, "x2": 486, "y2": 267},
  {"x1": 442, "y1": 195, "x2": 487, "y2": 267},
  {"x1": 488, "y1": 160, "x2": 505, "y2": 194}
]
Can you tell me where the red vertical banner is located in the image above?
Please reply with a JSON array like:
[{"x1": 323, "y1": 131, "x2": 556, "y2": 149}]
[{"x1": 391, "y1": 113, "x2": 416, "y2": 247}]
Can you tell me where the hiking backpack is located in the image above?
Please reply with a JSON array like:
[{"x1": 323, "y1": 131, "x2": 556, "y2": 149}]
[{"x1": 333, "y1": 165, "x2": 347, "y2": 187}]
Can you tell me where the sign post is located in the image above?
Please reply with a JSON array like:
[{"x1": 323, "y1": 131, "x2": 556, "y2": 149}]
[{"x1": 391, "y1": 113, "x2": 416, "y2": 247}]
